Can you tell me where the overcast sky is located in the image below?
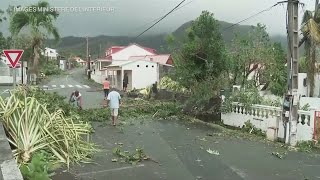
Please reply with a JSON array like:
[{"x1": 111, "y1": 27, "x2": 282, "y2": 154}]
[{"x1": 0, "y1": 0, "x2": 316, "y2": 37}]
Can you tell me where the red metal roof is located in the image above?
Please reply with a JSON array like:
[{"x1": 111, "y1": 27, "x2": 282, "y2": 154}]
[
  {"x1": 128, "y1": 54, "x2": 172, "y2": 65},
  {"x1": 105, "y1": 44, "x2": 157, "y2": 59}
]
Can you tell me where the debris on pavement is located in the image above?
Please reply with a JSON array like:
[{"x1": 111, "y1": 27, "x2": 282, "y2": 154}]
[
  {"x1": 206, "y1": 148, "x2": 220, "y2": 155},
  {"x1": 199, "y1": 138, "x2": 207, "y2": 141},
  {"x1": 111, "y1": 158, "x2": 118, "y2": 162},
  {"x1": 271, "y1": 152, "x2": 287, "y2": 159}
]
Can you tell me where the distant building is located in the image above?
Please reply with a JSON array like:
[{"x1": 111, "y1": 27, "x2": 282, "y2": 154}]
[
  {"x1": 74, "y1": 57, "x2": 87, "y2": 66},
  {"x1": 41, "y1": 47, "x2": 59, "y2": 60}
]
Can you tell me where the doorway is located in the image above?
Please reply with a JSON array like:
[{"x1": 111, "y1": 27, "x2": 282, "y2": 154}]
[{"x1": 123, "y1": 70, "x2": 132, "y2": 90}]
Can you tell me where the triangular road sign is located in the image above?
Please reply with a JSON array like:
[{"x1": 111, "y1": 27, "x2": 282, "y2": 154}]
[{"x1": 3, "y1": 49, "x2": 24, "y2": 68}]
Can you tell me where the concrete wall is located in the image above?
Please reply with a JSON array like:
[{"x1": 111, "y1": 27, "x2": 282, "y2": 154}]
[
  {"x1": 123, "y1": 61, "x2": 158, "y2": 89},
  {"x1": 222, "y1": 103, "x2": 315, "y2": 142},
  {"x1": 91, "y1": 70, "x2": 106, "y2": 85},
  {"x1": 0, "y1": 124, "x2": 23, "y2": 179},
  {"x1": 0, "y1": 67, "x2": 26, "y2": 84},
  {"x1": 112, "y1": 45, "x2": 154, "y2": 60}
]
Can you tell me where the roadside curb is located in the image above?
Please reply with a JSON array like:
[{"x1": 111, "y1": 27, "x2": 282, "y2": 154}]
[{"x1": 0, "y1": 124, "x2": 23, "y2": 180}]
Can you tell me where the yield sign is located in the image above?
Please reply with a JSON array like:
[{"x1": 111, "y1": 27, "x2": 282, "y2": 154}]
[{"x1": 3, "y1": 49, "x2": 24, "y2": 68}]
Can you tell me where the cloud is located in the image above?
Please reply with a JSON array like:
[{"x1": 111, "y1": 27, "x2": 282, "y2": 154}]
[{"x1": 0, "y1": 0, "x2": 315, "y2": 37}]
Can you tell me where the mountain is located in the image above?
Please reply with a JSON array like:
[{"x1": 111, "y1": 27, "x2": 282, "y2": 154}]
[{"x1": 46, "y1": 20, "x2": 288, "y2": 59}]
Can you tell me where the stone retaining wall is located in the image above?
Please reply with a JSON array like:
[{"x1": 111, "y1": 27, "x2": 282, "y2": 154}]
[{"x1": 0, "y1": 123, "x2": 23, "y2": 180}]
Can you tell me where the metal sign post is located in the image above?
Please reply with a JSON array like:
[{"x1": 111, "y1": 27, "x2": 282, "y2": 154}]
[
  {"x1": 13, "y1": 68, "x2": 16, "y2": 88},
  {"x1": 3, "y1": 50, "x2": 24, "y2": 89}
]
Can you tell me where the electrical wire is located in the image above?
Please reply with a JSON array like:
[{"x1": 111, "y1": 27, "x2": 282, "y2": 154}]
[
  {"x1": 223, "y1": 2, "x2": 283, "y2": 31},
  {"x1": 134, "y1": 0, "x2": 187, "y2": 39},
  {"x1": 131, "y1": 0, "x2": 194, "y2": 33}
]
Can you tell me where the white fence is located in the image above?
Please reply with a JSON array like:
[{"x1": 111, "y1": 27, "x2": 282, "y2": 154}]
[
  {"x1": 222, "y1": 103, "x2": 315, "y2": 142},
  {"x1": 0, "y1": 67, "x2": 22, "y2": 84}
]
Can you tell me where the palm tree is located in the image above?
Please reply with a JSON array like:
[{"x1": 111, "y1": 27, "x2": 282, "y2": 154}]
[
  {"x1": 9, "y1": 1, "x2": 60, "y2": 81},
  {"x1": 299, "y1": 0, "x2": 320, "y2": 96}
]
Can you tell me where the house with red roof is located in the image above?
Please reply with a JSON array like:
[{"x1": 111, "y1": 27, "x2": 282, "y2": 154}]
[
  {"x1": 91, "y1": 43, "x2": 174, "y2": 88},
  {"x1": 128, "y1": 54, "x2": 173, "y2": 65}
]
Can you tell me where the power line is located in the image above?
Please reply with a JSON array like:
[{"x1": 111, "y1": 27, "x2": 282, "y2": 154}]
[
  {"x1": 131, "y1": 0, "x2": 194, "y2": 33},
  {"x1": 135, "y1": 0, "x2": 187, "y2": 39},
  {"x1": 223, "y1": 1, "x2": 284, "y2": 31}
]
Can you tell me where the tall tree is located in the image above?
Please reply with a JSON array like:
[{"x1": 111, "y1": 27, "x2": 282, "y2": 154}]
[
  {"x1": 229, "y1": 24, "x2": 271, "y2": 87},
  {"x1": 171, "y1": 11, "x2": 227, "y2": 103},
  {"x1": 9, "y1": 1, "x2": 60, "y2": 80},
  {"x1": 0, "y1": 9, "x2": 6, "y2": 23},
  {"x1": 299, "y1": 1, "x2": 320, "y2": 96},
  {"x1": 173, "y1": 11, "x2": 226, "y2": 85}
]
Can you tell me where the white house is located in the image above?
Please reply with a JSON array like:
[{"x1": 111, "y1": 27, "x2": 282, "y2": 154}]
[
  {"x1": 42, "y1": 47, "x2": 58, "y2": 60},
  {"x1": 74, "y1": 57, "x2": 86, "y2": 66},
  {"x1": 101, "y1": 60, "x2": 173, "y2": 90}
]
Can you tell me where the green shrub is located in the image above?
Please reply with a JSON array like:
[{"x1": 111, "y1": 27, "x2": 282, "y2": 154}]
[
  {"x1": 20, "y1": 152, "x2": 52, "y2": 180},
  {"x1": 40, "y1": 60, "x2": 62, "y2": 76}
]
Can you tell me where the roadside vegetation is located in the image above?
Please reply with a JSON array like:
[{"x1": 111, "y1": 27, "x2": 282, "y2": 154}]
[{"x1": 0, "y1": 86, "x2": 98, "y2": 179}]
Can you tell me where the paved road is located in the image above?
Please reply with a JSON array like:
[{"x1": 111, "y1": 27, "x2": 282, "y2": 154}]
[{"x1": 4, "y1": 68, "x2": 320, "y2": 180}]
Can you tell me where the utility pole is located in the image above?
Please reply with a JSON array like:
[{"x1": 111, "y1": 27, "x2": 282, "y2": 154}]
[
  {"x1": 99, "y1": 44, "x2": 101, "y2": 58},
  {"x1": 86, "y1": 36, "x2": 91, "y2": 79},
  {"x1": 286, "y1": 0, "x2": 299, "y2": 146},
  {"x1": 12, "y1": 38, "x2": 16, "y2": 89}
]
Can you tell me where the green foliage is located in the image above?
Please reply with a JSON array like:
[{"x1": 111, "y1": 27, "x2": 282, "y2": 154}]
[
  {"x1": 174, "y1": 11, "x2": 227, "y2": 86},
  {"x1": 74, "y1": 99, "x2": 183, "y2": 122},
  {"x1": 20, "y1": 86, "x2": 77, "y2": 116},
  {"x1": 241, "y1": 120, "x2": 266, "y2": 137},
  {"x1": 299, "y1": 57, "x2": 307, "y2": 73},
  {"x1": 39, "y1": 60, "x2": 62, "y2": 76},
  {"x1": 223, "y1": 81, "x2": 262, "y2": 112},
  {"x1": 159, "y1": 76, "x2": 188, "y2": 92},
  {"x1": 300, "y1": 103, "x2": 310, "y2": 111},
  {"x1": 20, "y1": 152, "x2": 52, "y2": 180},
  {"x1": 228, "y1": 24, "x2": 287, "y2": 96},
  {"x1": 112, "y1": 147, "x2": 148, "y2": 165},
  {"x1": 263, "y1": 43, "x2": 287, "y2": 96},
  {"x1": 296, "y1": 141, "x2": 317, "y2": 152}
]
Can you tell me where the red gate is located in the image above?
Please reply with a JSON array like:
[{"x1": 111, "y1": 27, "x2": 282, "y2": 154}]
[{"x1": 314, "y1": 111, "x2": 320, "y2": 142}]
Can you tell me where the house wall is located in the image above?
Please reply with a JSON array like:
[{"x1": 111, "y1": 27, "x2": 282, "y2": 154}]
[
  {"x1": 298, "y1": 73, "x2": 320, "y2": 97},
  {"x1": 92, "y1": 69, "x2": 107, "y2": 85},
  {"x1": 59, "y1": 60, "x2": 67, "y2": 71},
  {"x1": 112, "y1": 45, "x2": 154, "y2": 60},
  {"x1": 123, "y1": 61, "x2": 158, "y2": 89}
]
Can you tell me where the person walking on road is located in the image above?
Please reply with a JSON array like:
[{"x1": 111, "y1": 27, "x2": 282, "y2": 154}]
[
  {"x1": 106, "y1": 87, "x2": 121, "y2": 126},
  {"x1": 102, "y1": 77, "x2": 110, "y2": 99}
]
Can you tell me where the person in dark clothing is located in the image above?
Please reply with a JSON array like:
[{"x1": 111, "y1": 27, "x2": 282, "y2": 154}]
[
  {"x1": 123, "y1": 73, "x2": 128, "y2": 92},
  {"x1": 152, "y1": 82, "x2": 158, "y2": 94}
]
